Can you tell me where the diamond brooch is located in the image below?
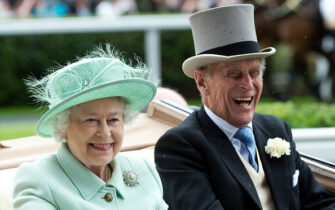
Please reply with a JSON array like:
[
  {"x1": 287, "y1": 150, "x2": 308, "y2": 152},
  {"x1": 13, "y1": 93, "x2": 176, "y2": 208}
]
[{"x1": 123, "y1": 170, "x2": 139, "y2": 187}]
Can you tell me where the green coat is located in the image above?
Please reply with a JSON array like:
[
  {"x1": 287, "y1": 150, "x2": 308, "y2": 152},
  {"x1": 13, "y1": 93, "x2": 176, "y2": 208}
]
[{"x1": 13, "y1": 143, "x2": 168, "y2": 210}]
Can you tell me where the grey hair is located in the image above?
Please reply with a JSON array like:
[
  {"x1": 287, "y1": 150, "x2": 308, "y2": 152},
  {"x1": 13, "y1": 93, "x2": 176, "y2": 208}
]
[
  {"x1": 120, "y1": 97, "x2": 139, "y2": 124},
  {"x1": 51, "y1": 97, "x2": 138, "y2": 142},
  {"x1": 51, "y1": 108, "x2": 72, "y2": 142}
]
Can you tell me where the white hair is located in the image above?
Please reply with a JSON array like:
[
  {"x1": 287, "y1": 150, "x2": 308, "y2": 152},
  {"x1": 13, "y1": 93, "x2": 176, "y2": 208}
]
[{"x1": 51, "y1": 108, "x2": 72, "y2": 142}]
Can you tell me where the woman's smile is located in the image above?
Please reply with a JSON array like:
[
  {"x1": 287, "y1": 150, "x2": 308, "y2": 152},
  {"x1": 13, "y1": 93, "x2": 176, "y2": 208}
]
[{"x1": 89, "y1": 143, "x2": 114, "y2": 151}]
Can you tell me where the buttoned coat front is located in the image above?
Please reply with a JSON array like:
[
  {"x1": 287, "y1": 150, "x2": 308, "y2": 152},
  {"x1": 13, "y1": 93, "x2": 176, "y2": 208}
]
[
  {"x1": 13, "y1": 143, "x2": 168, "y2": 210},
  {"x1": 155, "y1": 107, "x2": 335, "y2": 210}
]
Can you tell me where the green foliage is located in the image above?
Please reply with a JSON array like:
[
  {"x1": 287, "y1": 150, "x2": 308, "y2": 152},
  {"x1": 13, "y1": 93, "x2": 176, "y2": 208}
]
[
  {"x1": 256, "y1": 102, "x2": 335, "y2": 128},
  {"x1": 187, "y1": 98, "x2": 335, "y2": 128},
  {"x1": 0, "y1": 32, "x2": 145, "y2": 106},
  {"x1": 0, "y1": 30, "x2": 201, "y2": 106},
  {"x1": 0, "y1": 29, "x2": 326, "y2": 107},
  {"x1": 0, "y1": 106, "x2": 43, "y2": 115},
  {"x1": 160, "y1": 30, "x2": 198, "y2": 97},
  {"x1": 1, "y1": 25, "x2": 335, "y2": 131},
  {"x1": 0, "y1": 100, "x2": 335, "y2": 141}
]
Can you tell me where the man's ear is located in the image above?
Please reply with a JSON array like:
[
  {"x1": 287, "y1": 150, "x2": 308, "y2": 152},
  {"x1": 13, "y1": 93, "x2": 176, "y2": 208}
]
[{"x1": 194, "y1": 70, "x2": 210, "y2": 96}]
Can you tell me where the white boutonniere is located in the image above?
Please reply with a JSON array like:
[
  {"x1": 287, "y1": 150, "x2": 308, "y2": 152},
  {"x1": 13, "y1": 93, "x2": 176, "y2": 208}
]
[{"x1": 265, "y1": 137, "x2": 291, "y2": 158}]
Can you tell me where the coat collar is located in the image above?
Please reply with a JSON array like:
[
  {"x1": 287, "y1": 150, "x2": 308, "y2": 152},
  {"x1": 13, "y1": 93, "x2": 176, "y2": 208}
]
[
  {"x1": 197, "y1": 107, "x2": 291, "y2": 209},
  {"x1": 57, "y1": 143, "x2": 126, "y2": 200},
  {"x1": 197, "y1": 107, "x2": 262, "y2": 209},
  {"x1": 252, "y1": 119, "x2": 290, "y2": 210}
]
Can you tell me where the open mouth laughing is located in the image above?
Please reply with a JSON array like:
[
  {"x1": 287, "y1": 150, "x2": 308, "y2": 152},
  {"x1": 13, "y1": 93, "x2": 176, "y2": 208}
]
[{"x1": 233, "y1": 97, "x2": 253, "y2": 106}]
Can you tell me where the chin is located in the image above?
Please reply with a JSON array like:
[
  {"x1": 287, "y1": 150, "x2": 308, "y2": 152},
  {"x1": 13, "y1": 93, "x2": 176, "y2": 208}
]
[
  {"x1": 93, "y1": 156, "x2": 114, "y2": 165},
  {"x1": 237, "y1": 116, "x2": 254, "y2": 127}
]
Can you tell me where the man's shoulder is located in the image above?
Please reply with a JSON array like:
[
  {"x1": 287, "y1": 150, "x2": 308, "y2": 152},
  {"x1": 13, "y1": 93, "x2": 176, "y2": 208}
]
[
  {"x1": 253, "y1": 112, "x2": 289, "y2": 132},
  {"x1": 176, "y1": 111, "x2": 285, "y2": 130},
  {"x1": 166, "y1": 110, "x2": 201, "y2": 134},
  {"x1": 253, "y1": 112, "x2": 282, "y2": 123},
  {"x1": 156, "y1": 110, "x2": 206, "y2": 146}
]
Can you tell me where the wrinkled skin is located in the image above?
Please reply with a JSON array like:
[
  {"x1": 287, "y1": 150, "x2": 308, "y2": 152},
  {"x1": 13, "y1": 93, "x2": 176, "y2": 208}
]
[
  {"x1": 194, "y1": 58, "x2": 263, "y2": 128},
  {"x1": 65, "y1": 97, "x2": 124, "y2": 179}
]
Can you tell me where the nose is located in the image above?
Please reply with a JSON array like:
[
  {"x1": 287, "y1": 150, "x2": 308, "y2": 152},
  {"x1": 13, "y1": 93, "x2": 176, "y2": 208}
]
[
  {"x1": 239, "y1": 73, "x2": 253, "y2": 90},
  {"x1": 99, "y1": 120, "x2": 111, "y2": 138}
]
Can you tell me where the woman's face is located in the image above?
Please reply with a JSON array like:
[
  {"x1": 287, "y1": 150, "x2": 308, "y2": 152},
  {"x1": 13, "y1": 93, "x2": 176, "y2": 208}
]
[{"x1": 65, "y1": 97, "x2": 124, "y2": 169}]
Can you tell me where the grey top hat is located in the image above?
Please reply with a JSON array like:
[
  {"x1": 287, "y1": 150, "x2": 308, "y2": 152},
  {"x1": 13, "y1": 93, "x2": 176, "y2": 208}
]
[{"x1": 182, "y1": 4, "x2": 276, "y2": 78}]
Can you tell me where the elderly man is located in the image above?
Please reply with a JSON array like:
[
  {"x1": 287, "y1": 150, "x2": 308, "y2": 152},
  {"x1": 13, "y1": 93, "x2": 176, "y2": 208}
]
[{"x1": 154, "y1": 4, "x2": 335, "y2": 210}]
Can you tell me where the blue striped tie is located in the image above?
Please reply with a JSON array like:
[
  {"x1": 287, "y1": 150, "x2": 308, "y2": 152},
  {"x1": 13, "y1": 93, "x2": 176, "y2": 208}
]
[{"x1": 234, "y1": 126, "x2": 258, "y2": 171}]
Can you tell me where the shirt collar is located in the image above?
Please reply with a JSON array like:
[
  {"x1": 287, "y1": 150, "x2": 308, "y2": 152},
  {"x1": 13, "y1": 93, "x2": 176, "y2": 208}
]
[
  {"x1": 203, "y1": 105, "x2": 252, "y2": 140},
  {"x1": 57, "y1": 143, "x2": 125, "y2": 199}
]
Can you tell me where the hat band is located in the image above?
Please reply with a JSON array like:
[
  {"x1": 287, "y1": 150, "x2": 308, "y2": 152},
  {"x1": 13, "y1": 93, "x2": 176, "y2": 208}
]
[{"x1": 198, "y1": 41, "x2": 260, "y2": 56}]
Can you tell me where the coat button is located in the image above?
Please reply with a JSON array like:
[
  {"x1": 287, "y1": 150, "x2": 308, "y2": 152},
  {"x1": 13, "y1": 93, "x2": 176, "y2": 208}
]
[{"x1": 104, "y1": 193, "x2": 113, "y2": 202}]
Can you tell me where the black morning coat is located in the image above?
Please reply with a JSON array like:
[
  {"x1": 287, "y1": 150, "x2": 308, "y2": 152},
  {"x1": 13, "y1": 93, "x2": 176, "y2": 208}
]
[{"x1": 155, "y1": 107, "x2": 335, "y2": 210}]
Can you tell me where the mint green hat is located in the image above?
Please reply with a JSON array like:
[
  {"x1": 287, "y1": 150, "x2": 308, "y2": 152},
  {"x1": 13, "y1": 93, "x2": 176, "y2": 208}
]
[{"x1": 29, "y1": 55, "x2": 157, "y2": 138}]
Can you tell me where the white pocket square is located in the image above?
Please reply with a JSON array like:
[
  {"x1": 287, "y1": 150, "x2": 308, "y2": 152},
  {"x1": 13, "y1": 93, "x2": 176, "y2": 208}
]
[{"x1": 292, "y1": 169, "x2": 300, "y2": 187}]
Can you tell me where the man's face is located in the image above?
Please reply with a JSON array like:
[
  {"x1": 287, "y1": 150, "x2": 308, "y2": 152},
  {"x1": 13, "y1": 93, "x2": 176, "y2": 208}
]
[{"x1": 194, "y1": 58, "x2": 263, "y2": 128}]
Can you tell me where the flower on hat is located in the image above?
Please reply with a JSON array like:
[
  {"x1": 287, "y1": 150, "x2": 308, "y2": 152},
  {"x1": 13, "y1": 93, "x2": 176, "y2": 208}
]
[{"x1": 265, "y1": 137, "x2": 291, "y2": 158}]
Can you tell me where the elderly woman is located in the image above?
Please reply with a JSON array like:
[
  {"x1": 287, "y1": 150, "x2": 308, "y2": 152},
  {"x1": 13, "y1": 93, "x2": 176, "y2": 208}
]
[{"x1": 12, "y1": 45, "x2": 168, "y2": 209}]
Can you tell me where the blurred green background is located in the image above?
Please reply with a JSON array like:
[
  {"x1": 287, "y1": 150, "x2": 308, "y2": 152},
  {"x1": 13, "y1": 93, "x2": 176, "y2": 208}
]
[
  {"x1": 1, "y1": 31, "x2": 335, "y2": 141},
  {"x1": 1, "y1": 97, "x2": 335, "y2": 141}
]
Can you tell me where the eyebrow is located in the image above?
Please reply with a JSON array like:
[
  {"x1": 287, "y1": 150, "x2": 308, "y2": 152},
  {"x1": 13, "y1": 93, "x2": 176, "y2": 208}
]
[
  {"x1": 225, "y1": 62, "x2": 261, "y2": 71},
  {"x1": 225, "y1": 65, "x2": 242, "y2": 71},
  {"x1": 83, "y1": 111, "x2": 123, "y2": 117}
]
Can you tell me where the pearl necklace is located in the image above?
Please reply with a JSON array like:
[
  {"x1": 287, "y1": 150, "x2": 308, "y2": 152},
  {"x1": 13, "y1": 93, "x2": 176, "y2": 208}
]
[{"x1": 105, "y1": 164, "x2": 112, "y2": 182}]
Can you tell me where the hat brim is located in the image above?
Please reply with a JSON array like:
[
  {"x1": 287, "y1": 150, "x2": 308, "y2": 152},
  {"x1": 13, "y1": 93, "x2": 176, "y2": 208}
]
[
  {"x1": 182, "y1": 47, "x2": 276, "y2": 78},
  {"x1": 36, "y1": 79, "x2": 156, "y2": 138}
]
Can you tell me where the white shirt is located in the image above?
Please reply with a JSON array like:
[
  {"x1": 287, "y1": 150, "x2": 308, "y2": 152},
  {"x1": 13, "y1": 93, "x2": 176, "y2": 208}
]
[{"x1": 204, "y1": 105, "x2": 252, "y2": 163}]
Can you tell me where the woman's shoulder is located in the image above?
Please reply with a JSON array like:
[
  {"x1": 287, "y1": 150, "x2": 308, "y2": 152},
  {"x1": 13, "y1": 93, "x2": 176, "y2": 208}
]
[
  {"x1": 116, "y1": 149, "x2": 161, "y2": 185},
  {"x1": 15, "y1": 153, "x2": 59, "y2": 175},
  {"x1": 13, "y1": 154, "x2": 60, "y2": 207},
  {"x1": 116, "y1": 150, "x2": 155, "y2": 171},
  {"x1": 13, "y1": 153, "x2": 61, "y2": 190},
  {"x1": 115, "y1": 150, "x2": 164, "y2": 197}
]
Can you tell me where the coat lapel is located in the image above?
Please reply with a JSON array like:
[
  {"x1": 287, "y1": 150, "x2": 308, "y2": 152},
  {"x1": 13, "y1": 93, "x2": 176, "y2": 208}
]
[
  {"x1": 252, "y1": 120, "x2": 290, "y2": 210},
  {"x1": 197, "y1": 108, "x2": 262, "y2": 209}
]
